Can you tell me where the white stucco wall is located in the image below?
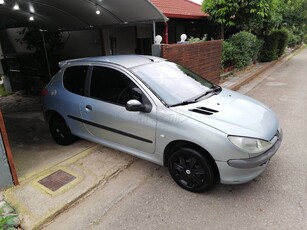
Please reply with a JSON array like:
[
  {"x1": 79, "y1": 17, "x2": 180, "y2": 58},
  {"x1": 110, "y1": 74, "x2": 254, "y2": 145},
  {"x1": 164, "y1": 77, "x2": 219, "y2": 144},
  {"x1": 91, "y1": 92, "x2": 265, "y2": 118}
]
[
  {"x1": 107, "y1": 27, "x2": 136, "y2": 55},
  {"x1": 3, "y1": 25, "x2": 152, "y2": 60},
  {"x1": 136, "y1": 25, "x2": 152, "y2": 38},
  {"x1": 5, "y1": 28, "x2": 34, "y2": 54},
  {"x1": 60, "y1": 30, "x2": 102, "y2": 59}
]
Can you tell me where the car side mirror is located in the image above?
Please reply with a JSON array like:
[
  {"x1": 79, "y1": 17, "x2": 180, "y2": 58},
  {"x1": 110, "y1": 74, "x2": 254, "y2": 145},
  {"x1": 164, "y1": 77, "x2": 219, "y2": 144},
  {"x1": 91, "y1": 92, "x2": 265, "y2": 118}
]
[{"x1": 125, "y1": 99, "x2": 146, "y2": 112}]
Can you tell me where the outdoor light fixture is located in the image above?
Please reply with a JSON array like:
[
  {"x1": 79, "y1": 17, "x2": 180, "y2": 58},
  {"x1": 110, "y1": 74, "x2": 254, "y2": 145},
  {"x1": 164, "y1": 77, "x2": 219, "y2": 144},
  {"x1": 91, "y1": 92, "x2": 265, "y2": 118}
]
[
  {"x1": 29, "y1": 14, "x2": 34, "y2": 21},
  {"x1": 154, "y1": 35, "x2": 162, "y2": 44},
  {"x1": 0, "y1": 0, "x2": 4, "y2": 5},
  {"x1": 95, "y1": 4, "x2": 100, "y2": 15},
  {"x1": 13, "y1": 3, "x2": 19, "y2": 10}
]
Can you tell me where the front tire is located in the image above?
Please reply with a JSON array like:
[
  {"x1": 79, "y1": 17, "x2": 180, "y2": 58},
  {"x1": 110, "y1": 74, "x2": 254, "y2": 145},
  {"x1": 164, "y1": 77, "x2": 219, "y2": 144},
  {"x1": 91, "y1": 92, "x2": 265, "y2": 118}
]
[
  {"x1": 168, "y1": 148, "x2": 217, "y2": 193},
  {"x1": 49, "y1": 114, "x2": 76, "y2": 145}
]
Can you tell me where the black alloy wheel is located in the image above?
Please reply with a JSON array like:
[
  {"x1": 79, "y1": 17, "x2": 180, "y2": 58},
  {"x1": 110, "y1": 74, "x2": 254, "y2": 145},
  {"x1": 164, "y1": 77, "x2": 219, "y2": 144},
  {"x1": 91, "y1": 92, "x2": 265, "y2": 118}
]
[
  {"x1": 49, "y1": 114, "x2": 76, "y2": 145},
  {"x1": 168, "y1": 148, "x2": 216, "y2": 193}
]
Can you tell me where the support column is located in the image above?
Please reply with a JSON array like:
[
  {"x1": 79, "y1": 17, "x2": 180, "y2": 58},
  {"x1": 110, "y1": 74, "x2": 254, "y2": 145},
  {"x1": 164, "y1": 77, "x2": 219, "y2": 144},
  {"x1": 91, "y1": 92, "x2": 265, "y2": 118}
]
[
  {"x1": 0, "y1": 110, "x2": 18, "y2": 187},
  {"x1": 163, "y1": 22, "x2": 169, "y2": 44},
  {"x1": 152, "y1": 21, "x2": 156, "y2": 40},
  {"x1": 0, "y1": 39, "x2": 12, "y2": 93},
  {"x1": 40, "y1": 31, "x2": 52, "y2": 79},
  {"x1": 99, "y1": 29, "x2": 106, "y2": 56}
]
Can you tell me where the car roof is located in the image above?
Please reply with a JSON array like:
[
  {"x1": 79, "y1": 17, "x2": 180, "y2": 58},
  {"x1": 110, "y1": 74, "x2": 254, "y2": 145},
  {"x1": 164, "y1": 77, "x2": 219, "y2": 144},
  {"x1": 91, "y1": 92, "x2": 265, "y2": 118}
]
[{"x1": 59, "y1": 55, "x2": 165, "y2": 69}]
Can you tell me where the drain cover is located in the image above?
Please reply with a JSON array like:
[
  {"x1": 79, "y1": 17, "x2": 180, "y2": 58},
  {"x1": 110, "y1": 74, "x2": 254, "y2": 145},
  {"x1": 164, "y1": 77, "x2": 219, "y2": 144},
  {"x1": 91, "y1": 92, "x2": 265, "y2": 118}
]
[{"x1": 38, "y1": 170, "x2": 76, "y2": 191}]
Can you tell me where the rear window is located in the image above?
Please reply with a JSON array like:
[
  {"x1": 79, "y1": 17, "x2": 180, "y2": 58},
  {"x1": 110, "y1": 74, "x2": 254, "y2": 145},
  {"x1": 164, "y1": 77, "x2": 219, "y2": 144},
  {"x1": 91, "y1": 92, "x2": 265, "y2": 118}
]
[{"x1": 63, "y1": 66, "x2": 88, "y2": 95}]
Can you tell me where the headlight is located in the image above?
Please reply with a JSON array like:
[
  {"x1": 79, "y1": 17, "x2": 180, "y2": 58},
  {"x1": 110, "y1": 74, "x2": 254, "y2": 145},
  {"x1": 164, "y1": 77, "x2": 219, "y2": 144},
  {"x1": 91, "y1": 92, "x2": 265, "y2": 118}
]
[{"x1": 228, "y1": 136, "x2": 272, "y2": 155}]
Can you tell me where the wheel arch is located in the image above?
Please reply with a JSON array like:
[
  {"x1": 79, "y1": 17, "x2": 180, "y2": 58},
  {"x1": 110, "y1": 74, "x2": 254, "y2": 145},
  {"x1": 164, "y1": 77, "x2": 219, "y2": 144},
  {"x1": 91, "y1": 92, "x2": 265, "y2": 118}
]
[
  {"x1": 163, "y1": 140, "x2": 220, "y2": 179},
  {"x1": 44, "y1": 110, "x2": 62, "y2": 122}
]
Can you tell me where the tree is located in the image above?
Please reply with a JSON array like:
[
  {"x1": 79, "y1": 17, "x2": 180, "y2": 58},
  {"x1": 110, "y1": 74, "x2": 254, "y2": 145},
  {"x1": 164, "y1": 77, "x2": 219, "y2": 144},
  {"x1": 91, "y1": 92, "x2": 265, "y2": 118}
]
[
  {"x1": 201, "y1": 0, "x2": 271, "y2": 38},
  {"x1": 282, "y1": 0, "x2": 307, "y2": 38},
  {"x1": 16, "y1": 28, "x2": 64, "y2": 77}
]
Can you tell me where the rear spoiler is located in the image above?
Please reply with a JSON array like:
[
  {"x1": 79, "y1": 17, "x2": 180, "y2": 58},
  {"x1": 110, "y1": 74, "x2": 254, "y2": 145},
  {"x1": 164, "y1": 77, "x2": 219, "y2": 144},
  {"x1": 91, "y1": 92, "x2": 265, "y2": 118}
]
[{"x1": 58, "y1": 58, "x2": 85, "y2": 68}]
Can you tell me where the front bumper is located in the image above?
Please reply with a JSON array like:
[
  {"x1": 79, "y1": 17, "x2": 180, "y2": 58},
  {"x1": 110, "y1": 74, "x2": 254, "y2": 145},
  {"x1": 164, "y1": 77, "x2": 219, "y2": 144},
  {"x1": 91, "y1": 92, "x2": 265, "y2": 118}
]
[
  {"x1": 227, "y1": 129, "x2": 283, "y2": 169},
  {"x1": 217, "y1": 129, "x2": 282, "y2": 184}
]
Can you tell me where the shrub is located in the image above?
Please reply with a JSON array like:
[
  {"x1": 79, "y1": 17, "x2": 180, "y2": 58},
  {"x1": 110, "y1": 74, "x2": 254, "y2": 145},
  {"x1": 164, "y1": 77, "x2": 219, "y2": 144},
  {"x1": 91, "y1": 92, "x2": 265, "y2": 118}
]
[
  {"x1": 275, "y1": 29, "x2": 289, "y2": 57},
  {"x1": 259, "y1": 34, "x2": 277, "y2": 62},
  {"x1": 259, "y1": 29, "x2": 289, "y2": 62},
  {"x1": 226, "y1": 31, "x2": 262, "y2": 69},
  {"x1": 221, "y1": 41, "x2": 235, "y2": 68},
  {"x1": 288, "y1": 32, "x2": 300, "y2": 47},
  {"x1": 187, "y1": 34, "x2": 207, "y2": 43}
]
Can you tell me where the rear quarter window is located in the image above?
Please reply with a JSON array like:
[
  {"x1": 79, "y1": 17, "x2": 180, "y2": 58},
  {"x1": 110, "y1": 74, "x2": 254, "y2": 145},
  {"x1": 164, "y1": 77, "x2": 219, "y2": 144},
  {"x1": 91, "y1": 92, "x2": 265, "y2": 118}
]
[{"x1": 63, "y1": 66, "x2": 88, "y2": 95}]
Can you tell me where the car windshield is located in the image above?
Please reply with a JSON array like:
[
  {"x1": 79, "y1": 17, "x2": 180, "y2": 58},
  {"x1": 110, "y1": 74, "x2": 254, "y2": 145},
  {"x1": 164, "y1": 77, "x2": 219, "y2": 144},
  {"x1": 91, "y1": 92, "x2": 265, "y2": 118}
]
[{"x1": 131, "y1": 61, "x2": 214, "y2": 106}]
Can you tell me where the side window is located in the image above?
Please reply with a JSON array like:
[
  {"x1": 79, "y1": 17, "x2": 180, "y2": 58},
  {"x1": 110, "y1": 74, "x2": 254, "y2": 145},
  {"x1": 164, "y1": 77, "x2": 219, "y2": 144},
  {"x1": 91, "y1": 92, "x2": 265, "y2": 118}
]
[
  {"x1": 63, "y1": 66, "x2": 88, "y2": 96},
  {"x1": 90, "y1": 66, "x2": 143, "y2": 106}
]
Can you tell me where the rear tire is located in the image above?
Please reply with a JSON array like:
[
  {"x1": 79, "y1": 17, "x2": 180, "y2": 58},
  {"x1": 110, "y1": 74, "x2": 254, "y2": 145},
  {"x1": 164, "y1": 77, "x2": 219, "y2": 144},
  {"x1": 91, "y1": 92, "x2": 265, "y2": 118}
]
[
  {"x1": 168, "y1": 148, "x2": 217, "y2": 193},
  {"x1": 49, "y1": 114, "x2": 76, "y2": 145}
]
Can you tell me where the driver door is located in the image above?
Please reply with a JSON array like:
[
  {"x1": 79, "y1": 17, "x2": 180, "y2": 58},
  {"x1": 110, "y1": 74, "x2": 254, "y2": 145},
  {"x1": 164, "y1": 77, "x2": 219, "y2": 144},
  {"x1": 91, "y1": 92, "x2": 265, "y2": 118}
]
[{"x1": 80, "y1": 66, "x2": 156, "y2": 154}]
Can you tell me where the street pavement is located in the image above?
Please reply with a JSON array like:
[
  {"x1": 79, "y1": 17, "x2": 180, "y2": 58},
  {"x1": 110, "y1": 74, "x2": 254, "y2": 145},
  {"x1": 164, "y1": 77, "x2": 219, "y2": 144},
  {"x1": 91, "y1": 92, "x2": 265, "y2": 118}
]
[{"x1": 43, "y1": 47, "x2": 307, "y2": 230}]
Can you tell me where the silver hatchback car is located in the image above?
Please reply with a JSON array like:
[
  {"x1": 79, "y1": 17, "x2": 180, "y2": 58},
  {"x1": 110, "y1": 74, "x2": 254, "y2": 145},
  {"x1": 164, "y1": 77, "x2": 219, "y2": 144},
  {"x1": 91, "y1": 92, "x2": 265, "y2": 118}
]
[{"x1": 42, "y1": 55, "x2": 282, "y2": 193}]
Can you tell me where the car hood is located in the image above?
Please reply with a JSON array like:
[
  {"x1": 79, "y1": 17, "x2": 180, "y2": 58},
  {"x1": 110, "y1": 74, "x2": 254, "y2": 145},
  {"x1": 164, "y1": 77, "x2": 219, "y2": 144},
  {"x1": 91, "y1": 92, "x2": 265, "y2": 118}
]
[{"x1": 170, "y1": 88, "x2": 279, "y2": 140}]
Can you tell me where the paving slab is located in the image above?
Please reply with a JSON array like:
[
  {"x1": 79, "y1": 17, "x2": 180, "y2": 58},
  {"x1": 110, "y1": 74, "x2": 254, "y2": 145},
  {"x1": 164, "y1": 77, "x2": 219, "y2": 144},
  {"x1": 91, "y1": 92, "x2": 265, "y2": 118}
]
[
  {"x1": 4, "y1": 144, "x2": 134, "y2": 230},
  {"x1": 43, "y1": 160, "x2": 156, "y2": 230}
]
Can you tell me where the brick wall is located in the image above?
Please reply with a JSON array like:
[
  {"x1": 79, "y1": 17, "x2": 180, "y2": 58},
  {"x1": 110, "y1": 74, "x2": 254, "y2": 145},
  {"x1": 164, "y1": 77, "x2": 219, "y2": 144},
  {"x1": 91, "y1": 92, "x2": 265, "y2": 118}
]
[{"x1": 161, "y1": 40, "x2": 222, "y2": 84}]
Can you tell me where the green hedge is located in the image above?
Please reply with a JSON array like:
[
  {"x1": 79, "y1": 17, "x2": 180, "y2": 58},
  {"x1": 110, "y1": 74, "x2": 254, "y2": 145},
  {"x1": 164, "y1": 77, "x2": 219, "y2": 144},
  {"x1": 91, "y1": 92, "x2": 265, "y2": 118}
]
[
  {"x1": 276, "y1": 29, "x2": 289, "y2": 57},
  {"x1": 259, "y1": 29, "x2": 289, "y2": 62},
  {"x1": 288, "y1": 32, "x2": 300, "y2": 47},
  {"x1": 221, "y1": 41, "x2": 235, "y2": 67},
  {"x1": 259, "y1": 34, "x2": 278, "y2": 62},
  {"x1": 222, "y1": 31, "x2": 262, "y2": 69}
]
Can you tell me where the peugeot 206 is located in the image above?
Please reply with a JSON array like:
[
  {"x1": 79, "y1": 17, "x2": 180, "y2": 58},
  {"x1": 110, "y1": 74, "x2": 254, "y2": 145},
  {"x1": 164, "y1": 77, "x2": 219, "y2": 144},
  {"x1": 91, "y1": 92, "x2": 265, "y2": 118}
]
[{"x1": 42, "y1": 55, "x2": 282, "y2": 193}]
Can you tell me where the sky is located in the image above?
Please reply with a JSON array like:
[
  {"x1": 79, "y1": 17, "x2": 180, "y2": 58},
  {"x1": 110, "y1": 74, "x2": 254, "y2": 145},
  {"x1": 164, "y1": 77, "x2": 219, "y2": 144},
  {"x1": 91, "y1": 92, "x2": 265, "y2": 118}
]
[{"x1": 191, "y1": 0, "x2": 202, "y2": 4}]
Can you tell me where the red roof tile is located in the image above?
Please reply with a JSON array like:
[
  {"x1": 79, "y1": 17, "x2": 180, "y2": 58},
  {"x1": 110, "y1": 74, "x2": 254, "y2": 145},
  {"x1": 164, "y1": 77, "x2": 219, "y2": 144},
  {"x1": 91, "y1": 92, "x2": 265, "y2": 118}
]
[{"x1": 151, "y1": 0, "x2": 208, "y2": 19}]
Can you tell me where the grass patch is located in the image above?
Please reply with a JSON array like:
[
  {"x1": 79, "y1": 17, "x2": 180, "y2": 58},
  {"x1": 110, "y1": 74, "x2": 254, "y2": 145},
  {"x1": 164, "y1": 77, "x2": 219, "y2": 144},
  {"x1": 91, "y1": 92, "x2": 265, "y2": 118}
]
[{"x1": 0, "y1": 85, "x2": 11, "y2": 97}]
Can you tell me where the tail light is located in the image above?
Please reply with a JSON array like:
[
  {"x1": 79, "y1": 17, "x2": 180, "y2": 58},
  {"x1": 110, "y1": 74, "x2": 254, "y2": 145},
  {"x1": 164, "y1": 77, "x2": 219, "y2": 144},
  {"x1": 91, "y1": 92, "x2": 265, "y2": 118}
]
[{"x1": 41, "y1": 89, "x2": 48, "y2": 96}]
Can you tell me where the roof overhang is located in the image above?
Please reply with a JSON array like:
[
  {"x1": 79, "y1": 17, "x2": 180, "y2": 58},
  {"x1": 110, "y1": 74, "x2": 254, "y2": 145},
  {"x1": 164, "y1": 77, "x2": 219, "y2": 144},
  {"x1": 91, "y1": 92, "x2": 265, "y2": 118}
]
[
  {"x1": 164, "y1": 13, "x2": 208, "y2": 20},
  {"x1": 0, "y1": 0, "x2": 168, "y2": 31}
]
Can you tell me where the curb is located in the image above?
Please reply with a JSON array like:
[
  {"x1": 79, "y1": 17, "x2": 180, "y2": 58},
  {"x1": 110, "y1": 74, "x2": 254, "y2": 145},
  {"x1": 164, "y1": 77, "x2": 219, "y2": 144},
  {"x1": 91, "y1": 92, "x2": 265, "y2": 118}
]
[
  {"x1": 228, "y1": 60, "x2": 277, "y2": 91},
  {"x1": 222, "y1": 45, "x2": 305, "y2": 91},
  {"x1": 34, "y1": 158, "x2": 135, "y2": 230}
]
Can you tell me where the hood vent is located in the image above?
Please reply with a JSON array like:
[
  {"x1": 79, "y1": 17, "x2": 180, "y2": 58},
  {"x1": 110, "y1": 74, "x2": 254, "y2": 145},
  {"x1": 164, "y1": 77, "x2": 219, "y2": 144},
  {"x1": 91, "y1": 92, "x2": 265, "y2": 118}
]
[{"x1": 189, "y1": 107, "x2": 219, "y2": 116}]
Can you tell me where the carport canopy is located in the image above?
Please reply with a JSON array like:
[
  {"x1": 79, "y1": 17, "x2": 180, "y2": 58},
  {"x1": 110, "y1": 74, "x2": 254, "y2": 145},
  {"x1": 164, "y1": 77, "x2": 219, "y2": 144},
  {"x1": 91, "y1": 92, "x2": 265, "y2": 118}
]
[{"x1": 0, "y1": 0, "x2": 167, "y2": 31}]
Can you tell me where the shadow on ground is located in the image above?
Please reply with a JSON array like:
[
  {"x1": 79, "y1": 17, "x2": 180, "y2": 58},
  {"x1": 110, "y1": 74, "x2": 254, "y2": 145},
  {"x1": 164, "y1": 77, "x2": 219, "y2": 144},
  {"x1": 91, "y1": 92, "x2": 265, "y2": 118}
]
[{"x1": 0, "y1": 91, "x2": 94, "y2": 180}]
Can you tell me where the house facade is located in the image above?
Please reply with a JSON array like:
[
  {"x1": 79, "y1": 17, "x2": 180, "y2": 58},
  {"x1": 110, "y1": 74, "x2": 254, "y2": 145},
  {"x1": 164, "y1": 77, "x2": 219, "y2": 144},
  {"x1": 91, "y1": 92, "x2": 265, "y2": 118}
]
[
  {"x1": 0, "y1": 0, "x2": 212, "y2": 92},
  {"x1": 58, "y1": 0, "x2": 212, "y2": 58},
  {"x1": 151, "y1": 0, "x2": 211, "y2": 44}
]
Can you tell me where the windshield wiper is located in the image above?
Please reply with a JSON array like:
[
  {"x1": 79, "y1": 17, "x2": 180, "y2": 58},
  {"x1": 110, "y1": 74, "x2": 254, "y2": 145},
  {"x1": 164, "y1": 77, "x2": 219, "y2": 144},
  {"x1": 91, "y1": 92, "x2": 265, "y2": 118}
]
[
  {"x1": 170, "y1": 86, "x2": 222, "y2": 107},
  {"x1": 194, "y1": 85, "x2": 222, "y2": 101},
  {"x1": 170, "y1": 100, "x2": 197, "y2": 107}
]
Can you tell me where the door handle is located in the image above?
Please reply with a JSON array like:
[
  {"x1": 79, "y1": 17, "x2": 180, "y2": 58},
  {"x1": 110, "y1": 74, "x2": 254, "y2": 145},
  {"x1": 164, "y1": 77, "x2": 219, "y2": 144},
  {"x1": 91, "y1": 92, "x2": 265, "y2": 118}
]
[{"x1": 85, "y1": 105, "x2": 92, "y2": 112}]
